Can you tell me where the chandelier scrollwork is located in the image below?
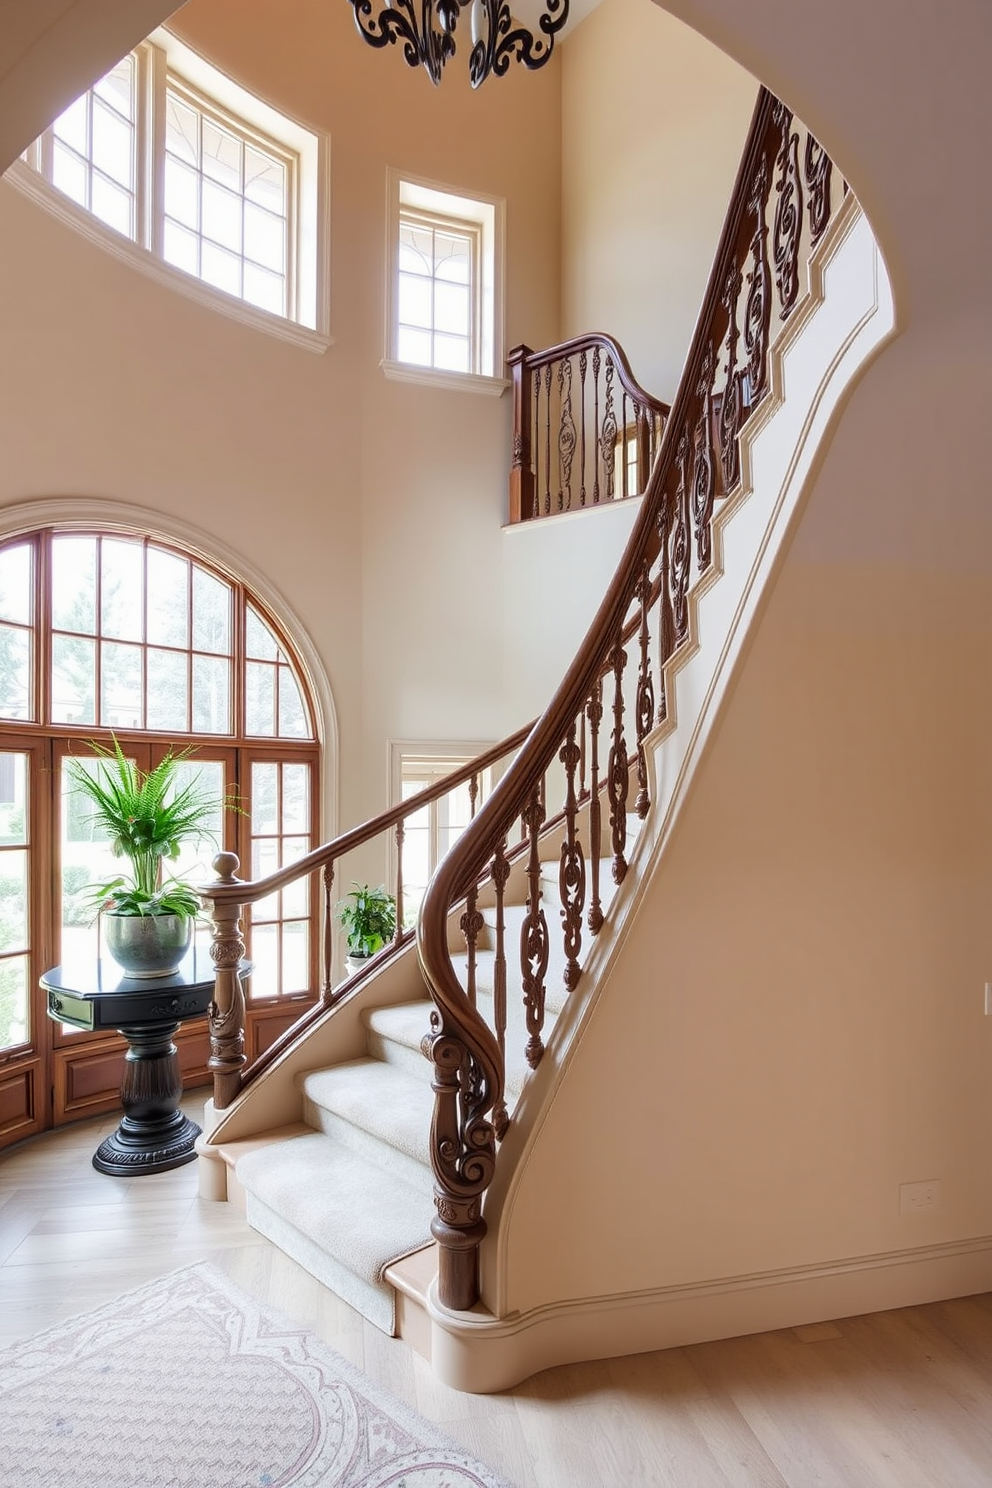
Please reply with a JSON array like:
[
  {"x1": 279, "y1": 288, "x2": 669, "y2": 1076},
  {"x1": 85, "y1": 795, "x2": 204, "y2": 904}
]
[{"x1": 347, "y1": 0, "x2": 570, "y2": 88}]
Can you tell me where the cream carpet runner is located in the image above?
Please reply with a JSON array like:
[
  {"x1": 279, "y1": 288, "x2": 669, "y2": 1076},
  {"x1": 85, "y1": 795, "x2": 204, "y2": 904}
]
[{"x1": 0, "y1": 1263, "x2": 514, "y2": 1488}]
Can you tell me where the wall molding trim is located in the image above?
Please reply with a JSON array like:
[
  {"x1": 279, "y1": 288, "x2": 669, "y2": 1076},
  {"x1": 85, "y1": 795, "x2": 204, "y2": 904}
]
[{"x1": 425, "y1": 1232, "x2": 992, "y2": 1393}]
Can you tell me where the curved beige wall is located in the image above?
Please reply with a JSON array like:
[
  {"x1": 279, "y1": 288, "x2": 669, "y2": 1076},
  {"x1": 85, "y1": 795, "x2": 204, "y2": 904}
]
[{"x1": 560, "y1": 0, "x2": 756, "y2": 401}]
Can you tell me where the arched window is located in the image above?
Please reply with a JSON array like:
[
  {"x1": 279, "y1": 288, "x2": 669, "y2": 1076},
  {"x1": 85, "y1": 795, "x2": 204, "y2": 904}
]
[{"x1": 0, "y1": 528, "x2": 322, "y2": 1147}]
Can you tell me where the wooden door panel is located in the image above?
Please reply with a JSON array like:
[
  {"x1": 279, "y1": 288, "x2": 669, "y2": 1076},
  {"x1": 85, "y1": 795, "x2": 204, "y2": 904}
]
[{"x1": 0, "y1": 1056, "x2": 42, "y2": 1143}]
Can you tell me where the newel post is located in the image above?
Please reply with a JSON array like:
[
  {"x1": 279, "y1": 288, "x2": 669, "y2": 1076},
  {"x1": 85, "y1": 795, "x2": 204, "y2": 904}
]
[
  {"x1": 507, "y1": 343, "x2": 535, "y2": 523},
  {"x1": 203, "y1": 851, "x2": 246, "y2": 1110}
]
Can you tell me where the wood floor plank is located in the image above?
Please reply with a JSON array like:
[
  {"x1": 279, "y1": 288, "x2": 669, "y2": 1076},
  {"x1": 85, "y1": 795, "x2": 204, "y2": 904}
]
[{"x1": 2, "y1": 1099, "x2": 992, "y2": 1488}]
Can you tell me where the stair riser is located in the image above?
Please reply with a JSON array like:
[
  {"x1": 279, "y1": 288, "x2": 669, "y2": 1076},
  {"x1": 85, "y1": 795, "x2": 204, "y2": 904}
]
[{"x1": 302, "y1": 1097, "x2": 435, "y2": 1195}]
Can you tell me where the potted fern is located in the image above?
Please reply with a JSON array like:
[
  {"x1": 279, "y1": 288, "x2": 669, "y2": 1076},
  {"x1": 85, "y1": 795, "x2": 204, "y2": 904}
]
[
  {"x1": 66, "y1": 738, "x2": 232, "y2": 979},
  {"x1": 335, "y1": 883, "x2": 396, "y2": 973}
]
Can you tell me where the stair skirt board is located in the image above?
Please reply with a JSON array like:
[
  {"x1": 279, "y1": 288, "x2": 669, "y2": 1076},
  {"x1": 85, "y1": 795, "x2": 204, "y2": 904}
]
[{"x1": 236, "y1": 1134, "x2": 434, "y2": 1335}]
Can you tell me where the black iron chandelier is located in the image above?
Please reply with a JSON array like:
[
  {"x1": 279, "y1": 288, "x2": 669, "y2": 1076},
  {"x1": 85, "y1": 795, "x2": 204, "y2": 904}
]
[{"x1": 347, "y1": 0, "x2": 570, "y2": 88}]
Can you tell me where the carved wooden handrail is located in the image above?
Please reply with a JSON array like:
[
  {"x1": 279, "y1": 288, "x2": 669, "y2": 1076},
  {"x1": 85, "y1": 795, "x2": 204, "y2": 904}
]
[
  {"x1": 508, "y1": 332, "x2": 670, "y2": 522},
  {"x1": 198, "y1": 724, "x2": 533, "y2": 1109},
  {"x1": 420, "y1": 88, "x2": 843, "y2": 1310}
]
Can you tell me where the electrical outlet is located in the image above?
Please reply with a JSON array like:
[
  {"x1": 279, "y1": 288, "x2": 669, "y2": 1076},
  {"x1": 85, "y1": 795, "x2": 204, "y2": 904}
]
[{"x1": 900, "y1": 1179, "x2": 940, "y2": 1215}]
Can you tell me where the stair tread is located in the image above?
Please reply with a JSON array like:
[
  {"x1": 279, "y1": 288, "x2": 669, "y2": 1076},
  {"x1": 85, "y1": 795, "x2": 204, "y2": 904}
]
[
  {"x1": 299, "y1": 1058, "x2": 435, "y2": 1169},
  {"x1": 237, "y1": 1131, "x2": 433, "y2": 1284}
]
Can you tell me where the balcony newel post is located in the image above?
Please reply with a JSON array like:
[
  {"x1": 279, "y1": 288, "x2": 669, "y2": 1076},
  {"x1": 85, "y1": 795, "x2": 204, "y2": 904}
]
[
  {"x1": 507, "y1": 343, "x2": 535, "y2": 523},
  {"x1": 204, "y1": 851, "x2": 246, "y2": 1111}
]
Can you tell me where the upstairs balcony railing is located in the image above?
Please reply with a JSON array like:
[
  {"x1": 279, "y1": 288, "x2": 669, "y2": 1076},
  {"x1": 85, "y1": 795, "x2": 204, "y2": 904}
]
[{"x1": 507, "y1": 334, "x2": 669, "y2": 522}]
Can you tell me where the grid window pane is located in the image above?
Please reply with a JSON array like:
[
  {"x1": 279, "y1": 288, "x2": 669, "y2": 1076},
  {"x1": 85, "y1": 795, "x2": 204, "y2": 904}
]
[
  {"x1": 0, "y1": 955, "x2": 28, "y2": 1051},
  {"x1": 52, "y1": 143, "x2": 87, "y2": 207},
  {"x1": 192, "y1": 653, "x2": 231, "y2": 733},
  {"x1": 201, "y1": 239, "x2": 242, "y2": 297},
  {"x1": 246, "y1": 607, "x2": 279, "y2": 661},
  {"x1": 397, "y1": 326, "x2": 432, "y2": 366},
  {"x1": 435, "y1": 281, "x2": 469, "y2": 337},
  {"x1": 252, "y1": 762, "x2": 279, "y2": 835},
  {"x1": 102, "y1": 539, "x2": 143, "y2": 641},
  {"x1": 166, "y1": 96, "x2": 199, "y2": 167},
  {"x1": 52, "y1": 633, "x2": 96, "y2": 725},
  {"x1": 93, "y1": 59, "x2": 134, "y2": 118},
  {"x1": 246, "y1": 661, "x2": 276, "y2": 736},
  {"x1": 92, "y1": 98, "x2": 133, "y2": 189},
  {"x1": 53, "y1": 96, "x2": 88, "y2": 155},
  {"x1": 101, "y1": 640, "x2": 143, "y2": 728},
  {"x1": 0, "y1": 545, "x2": 31, "y2": 625},
  {"x1": 164, "y1": 218, "x2": 199, "y2": 274},
  {"x1": 147, "y1": 550, "x2": 189, "y2": 647},
  {"x1": 434, "y1": 333, "x2": 470, "y2": 373},
  {"x1": 244, "y1": 203, "x2": 284, "y2": 274},
  {"x1": 281, "y1": 920, "x2": 309, "y2": 992},
  {"x1": 399, "y1": 274, "x2": 432, "y2": 331},
  {"x1": 202, "y1": 119, "x2": 242, "y2": 191},
  {"x1": 146, "y1": 648, "x2": 189, "y2": 732},
  {"x1": 282, "y1": 764, "x2": 310, "y2": 835},
  {"x1": 91, "y1": 172, "x2": 132, "y2": 237},
  {"x1": 243, "y1": 262, "x2": 284, "y2": 317},
  {"x1": 0, "y1": 755, "x2": 28, "y2": 846},
  {"x1": 277, "y1": 667, "x2": 308, "y2": 738},
  {"x1": 52, "y1": 537, "x2": 97, "y2": 634},
  {"x1": 245, "y1": 149, "x2": 285, "y2": 213},
  {"x1": 0, "y1": 849, "x2": 28, "y2": 949},
  {"x1": 192, "y1": 567, "x2": 231, "y2": 654},
  {"x1": 434, "y1": 233, "x2": 471, "y2": 283},
  {"x1": 0, "y1": 627, "x2": 30, "y2": 721},
  {"x1": 165, "y1": 156, "x2": 200, "y2": 230},
  {"x1": 202, "y1": 178, "x2": 242, "y2": 254}
]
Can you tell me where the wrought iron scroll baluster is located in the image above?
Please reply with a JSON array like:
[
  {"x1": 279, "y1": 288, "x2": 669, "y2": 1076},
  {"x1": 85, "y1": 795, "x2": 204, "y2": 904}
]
[
  {"x1": 743, "y1": 155, "x2": 771, "y2": 407},
  {"x1": 718, "y1": 263, "x2": 744, "y2": 494},
  {"x1": 592, "y1": 346, "x2": 601, "y2": 505},
  {"x1": 491, "y1": 838, "x2": 510, "y2": 1140},
  {"x1": 322, "y1": 859, "x2": 335, "y2": 996},
  {"x1": 559, "y1": 721, "x2": 585, "y2": 991},
  {"x1": 804, "y1": 132, "x2": 832, "y2": 245},
  {"x1": 521, "y1": 785, "x2": 549, "y2": 1068},
  {"x1": 205, "y1": 852, "x2": 247, "y2": 1110},
  {"x1": 543, "y1": 363, "x2": 553, "y2": 516},
  {"x1": 773, "y1": 101, "x2": 802, "y2": 319},
  {"x1": 634, "y1": 564, "x2": 654, "y2": 819},
  {"x1": 601, "y1": 357, "x2": 617, "y2": 500},
  {"x1": 460, "y1": 882, "x2": 484, "y2": 1010},
  {"x1": 691, "y1": 342, "x2": 717, "y2": 573},
  {"x1": 586, "y1": 680, "x2": 604, "y2": 933},
  {"x1": 558, "y1": 356, "x2": 576, "y2": 512},
  {"x1": 671, "y1": 428, "x2": 692, "y2": 643},
  {"x1": 657, "y1": 492, "x2": 675, "y2": 725},
  {"x1": 607, "y1": 633, "x2": 629, "y2": 885},
  {"x1": 579, "y1": 348, "x2": 588, "y2": 507}
]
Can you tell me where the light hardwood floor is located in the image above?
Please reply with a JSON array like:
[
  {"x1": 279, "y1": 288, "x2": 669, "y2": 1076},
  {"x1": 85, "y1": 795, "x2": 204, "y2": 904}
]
[{"x1": 2, "y1": 1097, "x2": 992, "y2": 1487}]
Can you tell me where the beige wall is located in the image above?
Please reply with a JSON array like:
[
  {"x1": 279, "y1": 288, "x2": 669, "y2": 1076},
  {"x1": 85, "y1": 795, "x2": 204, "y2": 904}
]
[
  {"x1": 504, "y1": 557, "x2": 992, "y2": 1311},
  {"x1": 560, "y1": 0, "x2": 756, "y2": 401},
  {"x1": 0, "y1": 0, "x2": 562, "y2": 840}
]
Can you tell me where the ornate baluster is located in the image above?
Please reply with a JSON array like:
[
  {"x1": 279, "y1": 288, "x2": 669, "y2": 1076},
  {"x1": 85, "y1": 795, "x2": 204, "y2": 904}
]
[
  {"x1": 804, "y1": 132, "x2": 832, "y2": 245},
  {"x1": 671, "y1": 428, "x2": 692, "y2": 643},
  {"x1": 507, "y1": 344, "x2": 535, "y2": 524},
  {"x1": 559, "y1": 721, "x2": 585, "y2": 991},
  {"x1": 579, "y1": 347, "x2": 588, "y2": 507},
  {"x1": 636, "y1": 403, "x2": 651, "y2": 494},
  {"x1": 773, "y1": 100, "x2": 803, "y2": 319},
  {"x1": 601, "y1": 356, "x2": 617, "y2": 499},
  {"x1": 322, "y1": 859, "x2": 335, "y2": 997},
  {"x1": 557, "y1": 355, "x2": 576, "y2": 512},
  {"x1": 205, "y1": 852, "x2": 246, "y2": 1110},
  {"x1": 533, "y1": 364, "x2": 542, "y2": 519},
  {"x1": 607, "y1": 632, "x2": 629, "y2": 886},
  {"x1": 691, "y1": 342, "x2": 717, "y2": 572},
  {"x1": 592, "y1": 346, "x2": 602, "y2": 504},
  {"x1": 743, "y1": 155, "x2": 771, "y2": 407},
  {"x1": 469, "y1": 771, "x2": 480, "y2": 818},
  {"x1": 634, "y1": 563, "x2": 654, "y2": 819},
  {"x1": 718, "y1": 262, "x2": 744, "y2": 493},
  {"x1": 460, "y1": 881, "x2": 484, "y2": 1010},
  {"x1": 620, "y1": 389, "x2": 629, "y2": 498},
  {"x1": 656, "y1": 489, "x2": 676, "y2": 725},
  {"x1": 491, "y1": 837, "x2": 510, "y2": 1139},
  {"x1": 586, "y1": 679, "x2": 604, "y2": 933},
  {"x1": 543, "y1": 363, "x2": 553, "y2": 516},
  {"x1": 520, "y1": 785, "x2": 549, "y2": 1068},
  {"x1": 394, "y1": 820, "x2": 405, "y2": 945},
  {"x1": 579, "y1": 706, "x2": 588, "y2": 799}
]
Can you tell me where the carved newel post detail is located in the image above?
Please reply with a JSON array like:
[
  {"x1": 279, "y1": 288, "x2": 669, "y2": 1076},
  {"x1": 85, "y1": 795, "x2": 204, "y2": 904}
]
[{"x1": 203, "y1": 851, "x2": 246, "y2": 1110}]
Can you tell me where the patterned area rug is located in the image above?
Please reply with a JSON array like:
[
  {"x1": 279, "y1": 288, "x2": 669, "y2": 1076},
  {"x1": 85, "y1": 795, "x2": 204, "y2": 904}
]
[{"x1": 0, "y1": 1263, "x2": 514, "y2": 1488}]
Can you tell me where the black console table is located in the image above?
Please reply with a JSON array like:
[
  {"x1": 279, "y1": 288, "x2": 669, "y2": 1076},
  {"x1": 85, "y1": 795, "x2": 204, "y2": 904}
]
[{"x1": 42, "y1": 950, "x2": 228, "y2": 1176}]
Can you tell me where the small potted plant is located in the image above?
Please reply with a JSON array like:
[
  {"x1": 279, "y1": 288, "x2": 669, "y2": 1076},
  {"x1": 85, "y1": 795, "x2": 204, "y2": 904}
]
[
  {"x1": 66, "y1": 737, "x2": 234, "y2": 979},
  {"x1": 335, "y1": 883, "x2": 396, "y2": 973}
]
